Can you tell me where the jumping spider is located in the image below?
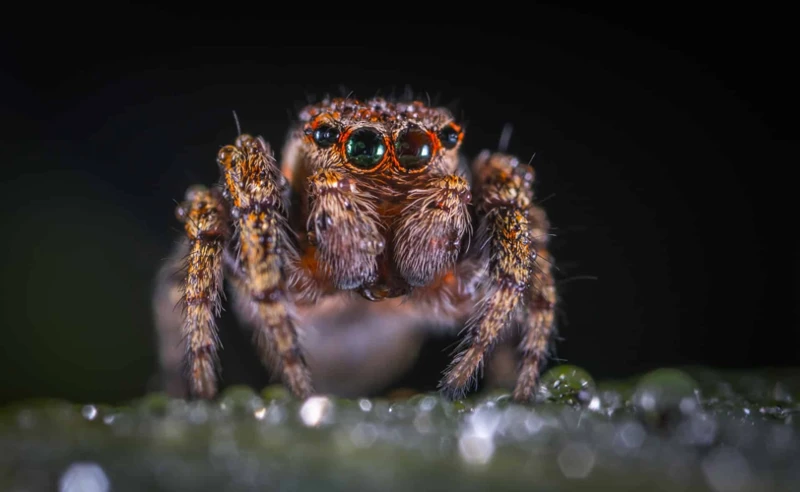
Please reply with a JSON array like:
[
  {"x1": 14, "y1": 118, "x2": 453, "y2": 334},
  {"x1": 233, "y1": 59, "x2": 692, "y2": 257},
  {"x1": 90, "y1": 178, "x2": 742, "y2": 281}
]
[{"x1": 154, "y1": 96, "x2": 557, "y2": 403}]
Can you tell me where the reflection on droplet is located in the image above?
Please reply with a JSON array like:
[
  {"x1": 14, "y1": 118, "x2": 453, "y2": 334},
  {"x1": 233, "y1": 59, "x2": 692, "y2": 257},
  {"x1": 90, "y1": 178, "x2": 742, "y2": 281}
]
[
  {"x1": 264, "y1": 403, "x2": 285, "y2": 425},
  {"x1": 418, "y1": 396, "x2": 437, "y2": 412},
  {"x1": 677, "y1": 414, "x2": 718, "y2": 446},
  {"x1": 300, "y1": 396, "x2": 333, "y2": 427},
  {"x1": 466, "y1": 405, "x2": 502, "y2": 438},
  {"x1": 617, "y1": 421, "x2": 646, "y2": 449},
  {"x1": 557, "y1": 442, "x2": 595, "y2": 479},
  {"x1": 349, "y1": 422, "x2": 378, "y2": 448},
  {"x1": 638, "y1": 393, "x2": 657, "y2": 412},
  {"x1": 253, "y1": 407, "x2": 267, "y2": 420},
  {"x1": 524, "y1": 413, "x2": 545, "y2": 433},
  {"x1": 702, "y1": 448, "x2": 752, "y2": 492},
  {"x1": 59, "y1": 462, "x2": 110, "y2": 492},
  {"x1": 458, "y1": 404, "x2": 501, "y2": 466},
  {"x1": 81, "y1": 405, "x2": 98, "y2": 421},
  {"x1": 458, "y1": 434, "x2": 495, "y2": 466},
  {"x1": 358, "y1": 399, "x2": 372, "y2": 412}
]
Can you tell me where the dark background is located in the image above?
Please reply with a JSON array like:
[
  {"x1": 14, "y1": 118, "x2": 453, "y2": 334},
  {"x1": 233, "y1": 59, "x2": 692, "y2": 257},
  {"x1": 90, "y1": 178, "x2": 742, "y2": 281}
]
[{"x1": 0, "y1": 9, "x2": 794, "y2": 405}]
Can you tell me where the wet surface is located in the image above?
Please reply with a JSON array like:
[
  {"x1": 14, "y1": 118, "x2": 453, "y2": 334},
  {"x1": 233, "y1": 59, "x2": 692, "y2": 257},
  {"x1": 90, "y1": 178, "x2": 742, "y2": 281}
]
[{"x1": 2, "y1": 366, "x2": 798, "y2": 491}]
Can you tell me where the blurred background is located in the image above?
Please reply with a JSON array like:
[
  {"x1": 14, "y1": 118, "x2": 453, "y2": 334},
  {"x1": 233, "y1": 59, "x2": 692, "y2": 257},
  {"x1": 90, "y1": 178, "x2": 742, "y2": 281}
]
[{"x1": 0, "y1": 9, "x2": 793, "y2": 406}]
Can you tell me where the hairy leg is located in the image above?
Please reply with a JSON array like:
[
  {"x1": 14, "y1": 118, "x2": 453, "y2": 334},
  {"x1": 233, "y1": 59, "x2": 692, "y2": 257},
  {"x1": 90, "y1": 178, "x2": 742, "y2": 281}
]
[
  {"x1": 393, "y1": 175, "x2": 472, "y2": 287},
  {"x1": 513, "y1": 204, "x2": 556, "y2": 401},
  {"x1": 154, "y1": 185, "x2": 231, "y2": 399},
  {"x1": 218, "y1": 134, "x2": 313, "y2": 399},
  {"x1": 440, "y1": 151, "x2": 540, "y2": 399}
]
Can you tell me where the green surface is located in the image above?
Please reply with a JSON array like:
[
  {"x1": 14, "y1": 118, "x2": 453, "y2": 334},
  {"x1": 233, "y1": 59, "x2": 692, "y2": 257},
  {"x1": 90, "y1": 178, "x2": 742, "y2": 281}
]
[{"x1": 2, "y1": 366, "x2": 798, "y2": 491}]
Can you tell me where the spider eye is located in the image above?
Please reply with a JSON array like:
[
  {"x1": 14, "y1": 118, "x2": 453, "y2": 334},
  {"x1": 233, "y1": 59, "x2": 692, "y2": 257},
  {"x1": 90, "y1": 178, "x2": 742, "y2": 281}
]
[
  {"x1": 345, "y1": 128, "x2": 386, "y2": 169},
  {"x1": 312, "y1": 124, "x2": 340, "y2": 147},
  {"x1": 395, "y1": 126, "x2": 433, "y2": 170},
  {"x1": 438, "y1": 124, "x2": 461, "y2": 150}
]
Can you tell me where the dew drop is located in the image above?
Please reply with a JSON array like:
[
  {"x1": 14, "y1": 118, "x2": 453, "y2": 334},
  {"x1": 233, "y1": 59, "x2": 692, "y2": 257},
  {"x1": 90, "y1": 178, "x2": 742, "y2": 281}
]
[
  {"x1": 349, "y1": 422, "x2": 378, "y2": 448},
  {"x1": 702, "y1": 448, "x2": 752, "y2": 492},
  {"x1": 59, "y1": 462, "x2": 110, "y2": 492},
  {"x1": 539, "y1": 365, "x2": 596, "y2": 405},
  {"x1": 557, "y1": 442, "x2": 595, "y2": 479},
  {"x1": 458, "y1": 434, "x2": 495, "y2": 466},
  {"x1": 300, "y1": 396, "x2": 334, "y2": 427},
  {"x1": 81, "y1": 405, "x2": 98, "y2": 421}
]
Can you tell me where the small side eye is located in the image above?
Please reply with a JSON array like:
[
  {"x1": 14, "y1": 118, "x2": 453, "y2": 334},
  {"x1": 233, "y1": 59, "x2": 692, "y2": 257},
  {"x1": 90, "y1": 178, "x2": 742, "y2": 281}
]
[
  {"x1": 438, "y1": 124, "x2": 461, "y2": 150},
  {"x1": 312, "y1": 124, "x2": 340, "y2": 147},
  {"x1": 345, "y1": 128, "x2": 387, "y2": 169},
  {"x1": 396, "y1": 126, "x2": 433, "y2": 170}
]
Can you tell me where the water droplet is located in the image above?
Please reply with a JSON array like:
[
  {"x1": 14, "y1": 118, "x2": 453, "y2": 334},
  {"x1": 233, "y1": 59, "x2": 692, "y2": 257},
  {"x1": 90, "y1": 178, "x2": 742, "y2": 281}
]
[
  {"x1": 253, "y1": 407, "x2": 267, "y2": 420},
  {"x1": 349, "y1": 422, "x2": 378, "y2": 448},
  {"x1": 358, "y1": 399, "x2": 373, "y2": 412},
  {"x1": 524, "y1": 413, "x2": 546, "y2": 433},
  {"x1": 465, "y1": 404, "x2": 502, "y2": 439},
  {"x1": 219, "y1": 385, "x2": 263, "y2": 416},
  {"x1": 137, "y1": 393, "x2": 171, "y2": 417},
  {"x1": 299, "y1": 396, "x2": 333, "y2": 427},
  {"x1": 418, "y1": 396, "x2": 437, "y2": 412},
  {"x1": 81, "y1": 405, "x2": 98, "y2": 421},
  {"x1": 539, "y1": 365, "x2": 596, "y2": 406},
  {"x1": 676, "y1": 413, "x2": 718, "y2": 446},
  {"x1": 261, "y1": 384, "x2": 291, "y2": 402},
  {"x1": 617, "y1": 421, "x2": 646, "y2": 449},
  {"x1": 59, "y1": 462, "x2": 110, "y2": 492},
  {"x1": 632, "y1": 368, "x2": 699, "y2": 427},
  {"x1": 702, "y1": 448, "x2": 752, "y2": 492},
  {"x1": 557, "y1": 442, "x2": 595, "y2": 479},
  {"x1": 458, "y1": 434, "x2": 495, "y2": 466}
]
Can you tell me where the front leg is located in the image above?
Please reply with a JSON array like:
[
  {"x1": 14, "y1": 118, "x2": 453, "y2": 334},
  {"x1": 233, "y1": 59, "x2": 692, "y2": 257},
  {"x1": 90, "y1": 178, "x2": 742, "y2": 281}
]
[
  {"x1": 218, "y1": 134, "x2": 313, "y2": 399},
  {"x1": 440, "y1": 152, "x2": 543, "y2": 399},
  {"x1": 306, "y1": 170, "x2": 385, "y2": 290}
]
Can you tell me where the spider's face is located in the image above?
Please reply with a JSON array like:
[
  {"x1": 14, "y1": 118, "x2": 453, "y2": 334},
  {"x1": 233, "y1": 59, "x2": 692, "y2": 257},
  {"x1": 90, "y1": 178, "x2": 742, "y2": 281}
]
[{"x1": 297, "y1": 97, "x2": 464, "y2": 178}]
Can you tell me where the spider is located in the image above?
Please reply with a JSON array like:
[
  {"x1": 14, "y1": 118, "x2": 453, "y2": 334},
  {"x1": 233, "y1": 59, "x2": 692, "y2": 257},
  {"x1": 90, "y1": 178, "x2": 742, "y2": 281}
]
[{"x1": 153, "y1": 96, "x2": 557, "y2": 403}]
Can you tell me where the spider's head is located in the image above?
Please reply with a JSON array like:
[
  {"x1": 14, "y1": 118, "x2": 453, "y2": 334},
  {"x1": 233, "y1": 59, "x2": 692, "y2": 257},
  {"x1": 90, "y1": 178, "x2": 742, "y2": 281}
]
[{"x1": 294, "y1": 97, "x2": 464, "y2": 179}]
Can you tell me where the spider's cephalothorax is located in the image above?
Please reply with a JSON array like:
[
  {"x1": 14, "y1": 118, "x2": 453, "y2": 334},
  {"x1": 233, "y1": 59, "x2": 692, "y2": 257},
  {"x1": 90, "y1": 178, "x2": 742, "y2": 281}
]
[{"x1": 154, "y1": 96, "x2": 557, "y2": 402}]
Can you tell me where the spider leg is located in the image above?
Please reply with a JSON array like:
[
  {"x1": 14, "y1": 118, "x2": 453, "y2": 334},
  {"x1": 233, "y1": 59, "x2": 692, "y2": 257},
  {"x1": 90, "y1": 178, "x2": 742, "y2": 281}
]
[
  {"x1": 218, "y1": 134, "x2": 313, "y2": 399},
  {"x1": 440, "y1": 151, "x2": 544, "y2": 399},
  {"x1": 513, "y1": 204, "x2": 556, "y2": 402},
  {"x1": 162, "y1": 185, "x2": 231, "y2": 399}
]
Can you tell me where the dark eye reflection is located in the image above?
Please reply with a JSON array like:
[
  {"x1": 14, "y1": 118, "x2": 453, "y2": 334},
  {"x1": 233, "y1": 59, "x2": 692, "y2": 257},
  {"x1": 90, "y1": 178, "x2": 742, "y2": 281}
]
[
  {"x1": 395, "y1": 126, "x2": 433, "y2": 170},
  {"x1": 345, "y1": 128, "x2": 387, "y2": 169}
]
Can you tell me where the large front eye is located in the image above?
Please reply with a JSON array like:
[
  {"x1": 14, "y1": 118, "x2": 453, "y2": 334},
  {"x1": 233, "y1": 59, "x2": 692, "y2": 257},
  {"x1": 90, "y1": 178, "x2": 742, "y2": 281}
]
[
  {"x1": 396, "y1": 126, "x2": 433, "y2": 170},
  {"x1": 345, "y1": 128, "x2": 386, "y2": 169}
]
